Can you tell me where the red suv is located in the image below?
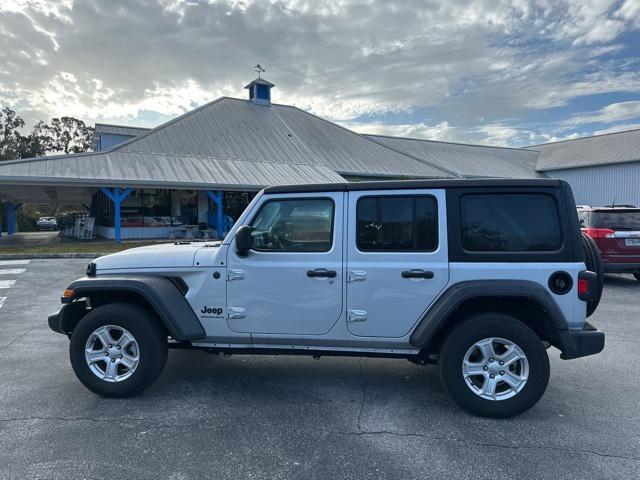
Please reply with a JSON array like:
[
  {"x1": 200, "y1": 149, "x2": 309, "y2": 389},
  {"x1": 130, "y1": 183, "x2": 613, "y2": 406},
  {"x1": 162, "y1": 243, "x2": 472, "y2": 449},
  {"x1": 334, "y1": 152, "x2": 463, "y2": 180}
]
[{"x1": 578, "y1": 206, "x2": 640, "y2": 281}]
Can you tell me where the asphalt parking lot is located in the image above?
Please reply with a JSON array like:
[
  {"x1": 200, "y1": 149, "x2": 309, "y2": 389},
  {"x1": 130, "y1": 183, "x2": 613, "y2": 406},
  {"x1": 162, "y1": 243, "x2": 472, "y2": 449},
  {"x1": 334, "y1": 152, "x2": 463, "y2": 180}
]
[{"x1": 0, "y1": 259, "x2": 638, "y2": 479}]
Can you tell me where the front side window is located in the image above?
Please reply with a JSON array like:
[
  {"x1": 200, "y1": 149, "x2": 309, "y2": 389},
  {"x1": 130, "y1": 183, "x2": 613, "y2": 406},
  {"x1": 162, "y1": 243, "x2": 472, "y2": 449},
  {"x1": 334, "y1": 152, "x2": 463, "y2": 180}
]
[
  {"x1": 356, "y1": 196, "x2": 438, "y2": 252},
  {"x1": 249, "y1": 198, "x2": 334, "y2": 252},
  {"x1": 461, "y1": 194, "x2": 562, "y2": 252}
]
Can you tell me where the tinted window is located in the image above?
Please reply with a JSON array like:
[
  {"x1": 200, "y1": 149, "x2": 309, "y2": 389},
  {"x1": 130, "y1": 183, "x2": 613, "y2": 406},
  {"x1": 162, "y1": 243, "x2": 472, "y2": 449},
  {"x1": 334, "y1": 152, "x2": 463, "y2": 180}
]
[
  {"x1": 357, "y1": 196, "x2": 438, "y2": 251},
  {"x1": 591, "y1": 211, "x2": 640, "y2": 230},
  {"x1": 250, "y1": 198, "x2": 333, "y2": 252},
  {"x1": 461, "y1": 194, "x2": 561, "y2": 251}
]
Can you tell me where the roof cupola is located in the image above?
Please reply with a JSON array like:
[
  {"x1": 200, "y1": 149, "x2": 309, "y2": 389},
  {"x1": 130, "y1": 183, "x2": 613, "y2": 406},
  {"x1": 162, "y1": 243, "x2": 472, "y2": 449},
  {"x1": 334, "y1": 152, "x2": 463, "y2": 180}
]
[{"x1": 244, "y1": 64, "x2": 275, "y2": 105}]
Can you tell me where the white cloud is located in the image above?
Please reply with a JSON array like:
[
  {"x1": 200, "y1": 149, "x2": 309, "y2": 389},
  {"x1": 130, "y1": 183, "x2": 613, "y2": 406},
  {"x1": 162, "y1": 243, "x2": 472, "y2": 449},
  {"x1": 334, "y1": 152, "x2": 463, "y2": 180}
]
[
  {"x1": 0, "y1": 0, "x2": 638, "y2": 143},
  {"x1": 594, "y1": 123, "x2": 640, "y2": 135},
  {"x1": 341, "y1": 120, "x2": 461, "y2": 142},
  {"x1": 567, "y1": 101, "x2": 640, "y2": 125},
  {"x1": 615, "y1": 0, "x2": 640, "y2": 28}
]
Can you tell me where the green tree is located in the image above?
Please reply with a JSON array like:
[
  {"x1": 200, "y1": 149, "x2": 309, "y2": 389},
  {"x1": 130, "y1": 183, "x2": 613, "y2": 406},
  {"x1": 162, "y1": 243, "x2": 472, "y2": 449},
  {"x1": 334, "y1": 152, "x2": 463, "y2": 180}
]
[
  {"x1": 0, "y1": 107, "x2": 26, "y2": 160},
  {"x1": 46, "y1": 116, "x2": 94, "y2": 154},
  {"x1": 0, "y1": 107, "x2": 94, "y2": 160}
]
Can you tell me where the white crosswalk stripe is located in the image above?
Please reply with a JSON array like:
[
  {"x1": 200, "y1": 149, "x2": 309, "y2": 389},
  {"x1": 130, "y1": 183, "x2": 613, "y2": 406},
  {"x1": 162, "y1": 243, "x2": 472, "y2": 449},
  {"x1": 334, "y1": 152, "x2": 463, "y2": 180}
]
[
  {"x1": 0, "y1": 269, "x2": 26, "y2": 275},
  {"x1": 0, "y1": 261, "x2": 28, "y2": 309},
  {"x1": 0, "y1": 260, "x2": 30, "y2": 266}
]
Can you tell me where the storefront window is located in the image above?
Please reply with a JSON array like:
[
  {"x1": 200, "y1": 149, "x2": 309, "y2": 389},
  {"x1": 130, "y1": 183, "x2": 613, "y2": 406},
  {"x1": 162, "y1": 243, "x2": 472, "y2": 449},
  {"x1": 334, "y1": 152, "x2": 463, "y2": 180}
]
[
  {"x1": 171, "y1": 190, "x2": 198, "y2": 226},
  {"x1": 93, "y1": 189, "x2": 255, "y2": 230}
]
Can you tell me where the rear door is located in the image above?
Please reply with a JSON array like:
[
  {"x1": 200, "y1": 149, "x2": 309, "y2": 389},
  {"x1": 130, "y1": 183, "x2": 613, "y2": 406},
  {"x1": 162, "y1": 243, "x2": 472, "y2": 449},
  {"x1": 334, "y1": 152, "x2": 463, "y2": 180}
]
[{"x1": 345, "y1": 189, "x2": 449, "y2": 338}]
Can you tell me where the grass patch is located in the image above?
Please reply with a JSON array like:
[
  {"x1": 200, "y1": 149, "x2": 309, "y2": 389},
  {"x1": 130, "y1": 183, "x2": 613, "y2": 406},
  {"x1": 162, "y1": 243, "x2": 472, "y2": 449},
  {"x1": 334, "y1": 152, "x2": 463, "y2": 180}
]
[{"x1": 0, "y1": 241, "x2": 169, "y2": 255}]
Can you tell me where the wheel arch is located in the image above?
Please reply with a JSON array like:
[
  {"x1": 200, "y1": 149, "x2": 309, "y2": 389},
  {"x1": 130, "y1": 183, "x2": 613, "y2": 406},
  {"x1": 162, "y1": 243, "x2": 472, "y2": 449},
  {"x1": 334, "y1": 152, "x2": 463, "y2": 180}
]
[
  {"x1": 62, "y1": 276, "x2": 206, "y2": 341},
  {"x1": 411, "y1": 280, "x2": 570, "y2": 355}
]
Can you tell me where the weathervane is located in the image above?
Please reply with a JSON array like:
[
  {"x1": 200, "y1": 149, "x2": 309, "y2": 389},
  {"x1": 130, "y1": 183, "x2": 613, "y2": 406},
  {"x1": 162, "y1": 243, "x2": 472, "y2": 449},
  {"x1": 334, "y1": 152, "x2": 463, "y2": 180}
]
[{"x1": 254, "y1": 64, "x2": 265, "y2": 78}]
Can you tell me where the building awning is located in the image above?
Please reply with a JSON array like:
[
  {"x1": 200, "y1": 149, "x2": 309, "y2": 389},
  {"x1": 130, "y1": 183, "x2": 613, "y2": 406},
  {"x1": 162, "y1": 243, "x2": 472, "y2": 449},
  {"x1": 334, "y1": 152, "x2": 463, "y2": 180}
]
[{"x1": 0, "y1": 150, "x2": 346, "y2": 203}]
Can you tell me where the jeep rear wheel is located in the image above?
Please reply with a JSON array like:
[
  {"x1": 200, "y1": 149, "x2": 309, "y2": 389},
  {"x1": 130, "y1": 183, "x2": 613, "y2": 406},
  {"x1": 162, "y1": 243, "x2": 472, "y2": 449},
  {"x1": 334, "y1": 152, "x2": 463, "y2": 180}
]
[
  {"x1": 69, "y1": 303, "x2": 168, "y2": 398},
  {"x1": 438, "y1": 313, "x2": 550, "y2": 418}
]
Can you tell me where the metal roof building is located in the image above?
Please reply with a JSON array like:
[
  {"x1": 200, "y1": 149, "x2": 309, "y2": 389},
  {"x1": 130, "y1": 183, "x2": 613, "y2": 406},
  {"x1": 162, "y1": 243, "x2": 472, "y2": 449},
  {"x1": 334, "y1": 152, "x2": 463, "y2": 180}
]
[
  {"x1": 365, "y1": 134, "x2": 541, "y2": 179},
  {"x1": 1, "y1": 74, "x2": 638, "y2": 239},
  {"x1": 530, "y1": 128, "x2": 640, "y2": 208}
]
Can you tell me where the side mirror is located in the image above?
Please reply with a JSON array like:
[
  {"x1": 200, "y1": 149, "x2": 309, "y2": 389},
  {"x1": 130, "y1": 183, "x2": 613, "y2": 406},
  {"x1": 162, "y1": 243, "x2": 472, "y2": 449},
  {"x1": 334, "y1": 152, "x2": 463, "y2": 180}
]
[{"x1": 235, "y1": 225, "x2": 254, "y2": 256}]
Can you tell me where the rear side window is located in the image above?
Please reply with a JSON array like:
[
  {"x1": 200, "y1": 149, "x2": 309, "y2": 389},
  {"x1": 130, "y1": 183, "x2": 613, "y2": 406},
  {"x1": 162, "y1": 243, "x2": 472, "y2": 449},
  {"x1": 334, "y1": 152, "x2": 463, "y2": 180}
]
[
  {"x1": 357, "y1": 196, "x2": 438, "y2": 252},
  {"x1": 461, "y1": 194, "x2": 562, "y2": 252}
]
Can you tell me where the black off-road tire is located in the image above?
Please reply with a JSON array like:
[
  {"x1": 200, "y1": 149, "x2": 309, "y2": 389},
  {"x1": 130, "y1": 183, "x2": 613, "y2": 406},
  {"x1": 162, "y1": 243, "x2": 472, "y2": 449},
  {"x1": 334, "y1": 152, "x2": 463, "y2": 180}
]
[
  {"x1": 439, "y1": 313, "x2": 550, "y2": 418},
  {"x1": 69, "y1": 302, "x2": 168, "y2": 398},
  {"x1": 581, "y1": 232, "x2": 604, "y2": 316},
  {"x1": 633, "y1": 272, "x2": 640, "y2": 282}
]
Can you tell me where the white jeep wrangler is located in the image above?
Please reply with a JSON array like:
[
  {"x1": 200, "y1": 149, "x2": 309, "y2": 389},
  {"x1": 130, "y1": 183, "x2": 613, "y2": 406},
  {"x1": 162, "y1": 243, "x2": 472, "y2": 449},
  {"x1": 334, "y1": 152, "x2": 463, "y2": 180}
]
[{"x1": 49, "y1": 179, "x2": 605, "y2": 417}]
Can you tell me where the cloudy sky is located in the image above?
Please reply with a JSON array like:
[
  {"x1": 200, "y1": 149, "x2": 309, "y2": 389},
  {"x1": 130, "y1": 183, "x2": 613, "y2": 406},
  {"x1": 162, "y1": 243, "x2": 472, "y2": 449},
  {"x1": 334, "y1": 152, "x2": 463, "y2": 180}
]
[{"x1": 1, "y1": 0, "x2": 639, "y2": 147}]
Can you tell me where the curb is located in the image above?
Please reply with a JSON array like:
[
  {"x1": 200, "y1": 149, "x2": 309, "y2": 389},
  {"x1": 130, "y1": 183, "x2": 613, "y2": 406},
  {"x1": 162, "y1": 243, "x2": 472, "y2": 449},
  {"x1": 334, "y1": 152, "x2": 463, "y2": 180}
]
[{"x1": 0, "y1": 253, "x2": 105, "y2": 260}]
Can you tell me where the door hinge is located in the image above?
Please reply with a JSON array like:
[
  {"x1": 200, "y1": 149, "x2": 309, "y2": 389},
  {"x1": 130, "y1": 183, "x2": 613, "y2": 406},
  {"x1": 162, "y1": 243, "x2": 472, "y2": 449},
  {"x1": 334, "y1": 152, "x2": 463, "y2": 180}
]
[
  {"x1": 347, "y1": 270, "x2": 367, "y2": 283},
  {"x1": 227, "y1": 269, "x2": 245, "y2": 281},
  {"x1": 227, "y1": 307, "x2": 246, "y2": 319},
  {"x1": 347, "y1": 310, "x2": 367, "y2": 323}
]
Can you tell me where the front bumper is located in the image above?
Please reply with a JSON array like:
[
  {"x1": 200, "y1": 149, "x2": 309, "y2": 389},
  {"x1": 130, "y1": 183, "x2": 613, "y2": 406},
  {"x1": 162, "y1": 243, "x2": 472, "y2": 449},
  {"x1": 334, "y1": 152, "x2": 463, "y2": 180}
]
[
  {"x1": 559, "y1": 322, "x2": 605, "y2": 359},
  {"x1": 48, "y1": 301, "x2": 89, "y2": 336}
]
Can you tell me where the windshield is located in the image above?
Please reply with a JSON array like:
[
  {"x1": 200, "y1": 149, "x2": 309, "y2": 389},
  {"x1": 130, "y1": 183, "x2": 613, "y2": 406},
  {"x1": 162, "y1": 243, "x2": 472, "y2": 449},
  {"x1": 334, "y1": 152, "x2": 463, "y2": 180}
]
[{"x1": 592, "y1": 211, "x2": 640, "y2": 230}]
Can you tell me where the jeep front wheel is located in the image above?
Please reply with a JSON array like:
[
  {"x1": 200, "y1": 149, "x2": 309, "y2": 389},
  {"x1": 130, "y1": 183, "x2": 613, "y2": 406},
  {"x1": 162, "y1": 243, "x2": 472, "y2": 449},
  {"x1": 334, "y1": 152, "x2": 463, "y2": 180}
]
[
  {"x1": 69, "y1": 303, "x2": 168, "y2": 397},
  {"x1": 438, "y1": 313, "x2": 550, "y2": 418}
]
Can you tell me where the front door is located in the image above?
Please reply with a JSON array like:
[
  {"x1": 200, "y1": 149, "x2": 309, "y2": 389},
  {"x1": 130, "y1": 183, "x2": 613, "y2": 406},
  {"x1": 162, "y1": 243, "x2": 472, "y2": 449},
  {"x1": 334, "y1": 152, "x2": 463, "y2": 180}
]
[
  {"x1": 346, "y1": 189, "x2": 449, "y2": 338},
  {"x1": 226, "y1": 192, "x2": 343, "y2": 336}
]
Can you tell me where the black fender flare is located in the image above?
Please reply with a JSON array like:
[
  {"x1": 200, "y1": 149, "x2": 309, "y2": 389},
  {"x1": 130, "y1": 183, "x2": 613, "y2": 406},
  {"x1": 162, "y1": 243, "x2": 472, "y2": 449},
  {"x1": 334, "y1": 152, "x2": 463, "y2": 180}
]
[
  {"x1": 64, "y1": 276, "x2": 206, "y2": 341},
  {"x1": 410, "y1": 280, "x2": 569, "y2": 348}
]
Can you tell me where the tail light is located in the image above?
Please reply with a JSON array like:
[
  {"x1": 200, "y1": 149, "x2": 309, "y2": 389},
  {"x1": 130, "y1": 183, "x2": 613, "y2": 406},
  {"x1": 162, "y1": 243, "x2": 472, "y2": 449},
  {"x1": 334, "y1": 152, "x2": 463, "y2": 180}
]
[
  {"x1": 583, "y1": 228, "x2": 615, "y2": 239},
  {"x1": 578, "y1": 278, "x2": 588, "y2": 295},
  {"x1": 577, "y1": 271, "x2": 597, "y2": 302}
]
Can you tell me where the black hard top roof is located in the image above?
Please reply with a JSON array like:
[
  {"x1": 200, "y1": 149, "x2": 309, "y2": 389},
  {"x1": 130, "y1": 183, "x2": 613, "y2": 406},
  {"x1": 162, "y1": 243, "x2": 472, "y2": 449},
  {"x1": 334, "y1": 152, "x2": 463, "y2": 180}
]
[{"x1": 264, "y1": 178, "x2": 563, "y2": 194}]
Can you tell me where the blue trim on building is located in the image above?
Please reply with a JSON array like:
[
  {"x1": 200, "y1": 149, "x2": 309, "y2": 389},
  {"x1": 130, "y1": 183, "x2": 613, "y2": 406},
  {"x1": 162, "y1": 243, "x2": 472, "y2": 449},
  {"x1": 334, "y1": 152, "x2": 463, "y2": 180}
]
[
  {"x1": 207, "y1": 191, "x2": 226, "y2": 238},
  {"x1": 100, "y1": 187, "x2": 133, "y2": 242}
]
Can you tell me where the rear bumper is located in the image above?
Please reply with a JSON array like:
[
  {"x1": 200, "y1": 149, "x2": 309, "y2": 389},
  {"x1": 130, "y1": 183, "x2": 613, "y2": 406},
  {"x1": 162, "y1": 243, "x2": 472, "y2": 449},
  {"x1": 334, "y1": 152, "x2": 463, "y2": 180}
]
[
  {"x1": 559, "y1": 322, "x2": 605, "y2": 359},
  {"x1": 602, "y1": 262, "x2": 640, "y2": 273}
]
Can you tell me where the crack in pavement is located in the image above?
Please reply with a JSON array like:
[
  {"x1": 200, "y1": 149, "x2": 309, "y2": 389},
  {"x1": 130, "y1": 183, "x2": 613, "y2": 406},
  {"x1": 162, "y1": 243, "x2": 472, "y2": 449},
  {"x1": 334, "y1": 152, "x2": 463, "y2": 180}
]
[
  {"x1": 356, "y1": 357, "x2": 366, "y2": 432},
  {"x1": 0, "y1": 325, "x2": 42, "y2": 353},
  {"x1": 329, "y1": 429, "x2": 640, "y2": 462},
  {"x1": 2, "y1": 416, "x2": 638, "y2": 463}
]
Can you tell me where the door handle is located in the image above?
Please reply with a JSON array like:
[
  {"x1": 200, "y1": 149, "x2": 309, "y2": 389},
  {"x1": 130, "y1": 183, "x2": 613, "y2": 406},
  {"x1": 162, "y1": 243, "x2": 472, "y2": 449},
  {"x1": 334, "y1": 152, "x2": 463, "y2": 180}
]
[
  {"x1": 401, "y1": 269, "x2": 434, "y2": 279},
  {"x1": 307, "y1": 269, "x2": 337, "y2": 278}
]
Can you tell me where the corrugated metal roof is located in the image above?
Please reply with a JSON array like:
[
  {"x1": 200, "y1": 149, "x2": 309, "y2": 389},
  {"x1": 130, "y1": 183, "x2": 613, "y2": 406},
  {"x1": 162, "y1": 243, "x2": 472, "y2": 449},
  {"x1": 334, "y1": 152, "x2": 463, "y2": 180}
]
[
  {"x1": 0, "y1": 150, "x2": 346, "y2": 191},
  {"x1": 532, "y1": 128, "x2": 640, "y2": 171},
  {"x1": 366, "y1": 135, "x2": 541, "y2": 178},
  {"x1": 114, "y1": 97, "x2": 451, "y2": 178}
]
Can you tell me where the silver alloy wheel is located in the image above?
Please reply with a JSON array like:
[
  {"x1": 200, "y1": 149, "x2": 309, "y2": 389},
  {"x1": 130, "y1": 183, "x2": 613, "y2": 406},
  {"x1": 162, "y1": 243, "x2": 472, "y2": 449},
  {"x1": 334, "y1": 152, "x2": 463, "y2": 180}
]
[
  {"x1": 462, "y1": 337, "x2": 529, "y2": 401},
  {"x1": 84, "y1": 325, "x2": 140, "y2": 383}
]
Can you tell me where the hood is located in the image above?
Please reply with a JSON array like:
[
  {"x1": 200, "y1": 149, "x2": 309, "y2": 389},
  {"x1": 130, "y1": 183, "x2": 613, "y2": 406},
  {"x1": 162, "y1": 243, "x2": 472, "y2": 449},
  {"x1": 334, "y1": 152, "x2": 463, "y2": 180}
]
[{"x1": 94, "y1": 241, "x2": 220, "y2": 271}]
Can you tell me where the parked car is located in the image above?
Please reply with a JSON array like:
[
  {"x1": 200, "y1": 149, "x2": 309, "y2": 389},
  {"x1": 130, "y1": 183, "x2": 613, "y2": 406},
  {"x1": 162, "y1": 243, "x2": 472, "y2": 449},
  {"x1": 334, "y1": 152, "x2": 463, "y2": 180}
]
[
  {"x1": 36, "y1": 216, "x2": 57, "y2": 230},
  {"x1": 578, "y1": 205, "x2": 640, "y2": 281},
  {"x1": 49, "y1": 179, "x2": 604, "y2": 418}
]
